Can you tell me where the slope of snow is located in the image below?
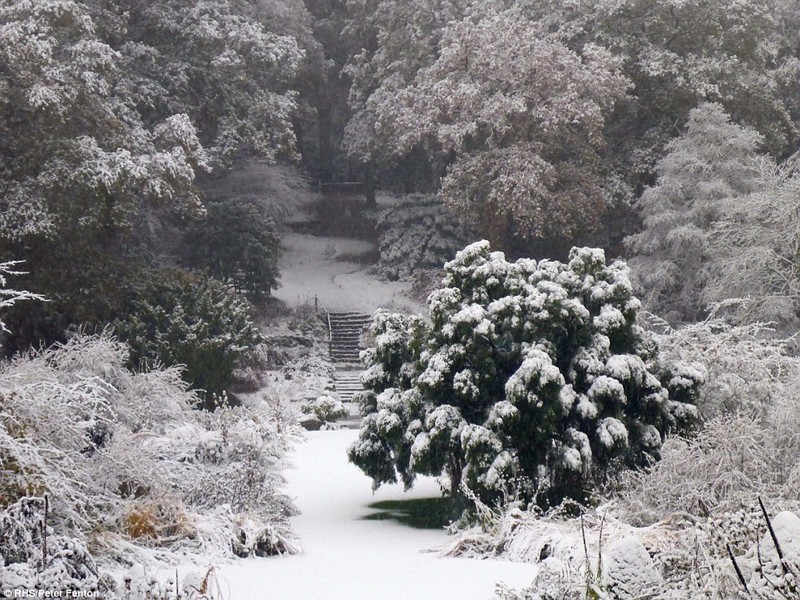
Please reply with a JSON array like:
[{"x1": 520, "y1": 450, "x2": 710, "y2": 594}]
[
  {"x1": 273, "y1": 233, "x2": 424, "y2": 314},
  {"x1": 214, "y1": 429, "x2": 537, "y2": 599}
]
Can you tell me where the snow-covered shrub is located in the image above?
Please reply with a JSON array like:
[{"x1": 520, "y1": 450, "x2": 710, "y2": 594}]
[
  {"x1": 617, "y1": 407, "x2": 800, "y2": 527},
  {"x1": 349, "y1": 241, "x2": 701, "y2": 509},
  {"x1": 375, "y1": 195, "x2": 474, "y2": 281},
  {"x1": 0, "y1": 333, "x2": 297, "y2": 590},
  {"x1": 300, "y1": 394, "x2": 348, "y2": 430},
  {"x1": 114, "y1": 269, "x2": 263, "y2": 401},
  {"x1": 616, "y1": 315, "x2": 800, "y2": 525},
  {"x1": 184, "y1": 195, "x2": 281, "y2": 299},
  {"x1": 0, "y1": 498, "x2": 103, "y2": 592},
  {"x1": 188, "y1": 402, "x2": 298, "y2": 521},
  {"x1": 286, "y1": 299, "x2": 330, "y2": 338},
  {"x1": 649, "y1": 312, "x2": 792, "y2": 419}
]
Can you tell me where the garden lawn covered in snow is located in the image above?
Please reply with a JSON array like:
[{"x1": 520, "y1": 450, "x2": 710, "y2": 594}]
[{"x1": 214, "y1": 429, "x2": 537, "y2": 600}]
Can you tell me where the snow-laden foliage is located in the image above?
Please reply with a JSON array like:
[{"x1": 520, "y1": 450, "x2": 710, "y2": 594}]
[
  {"x1": 334, "y1": 0, "x2": 798, "y2": 257},
  {"x1": 617, "y1": 318, "x2": 800, "y2": 525},
  {"x1": 626, "y1": 103, "x2": 767, "y2": 323},
  {"x1": 349, "y1": 241, "x2": 701, "y2": 508},
  {"x1": 300, "y1": 394, "x2": 348, "y2": 430},
  {"x1": 590, "y1": 0, "x2": 796, "y2": 159},
  {"x1": 120, "y1": 0, "x2": 303, "y2": 163},
  {"x1": 0, "y1": 0, "x2": 209, "y2": 241},
  {"x1": 466, "y1": 316, "x2": 800, "y2": 598},
  {"x1": 0, "y1": 0, "x2": 306, "y2": 355},
  {"x1": 618, "y1": 409, "x2": 800, "y2": 526},
  {"x1": 375, "y1": 194, "x2": 474, "y2": 281},
  {"x1": 344, "y1": 2, "x2": 629, "y2": 251},
  {"x1": 185, "y1": 196, "x2": 282, "y2": 298},
  {"x1": 651, "y1": 315, "x2": 794, "y2": 420},
  {"x1": 701, "y1": 164, "x2": 800, "y2": 326},
  {"x1": 0, "y1": 333, "x2": 299, "y2": 593},
  {"x1": 0, "y1": 262, "x2": 45, "y2": 337},
  {"x1": 106, "y1": 564, "x2": 225, "y2": 599},
  {"x1": 627, "y1": 102, "x2": 800, "y2": 327},
  {"x1": 114, "y1": 270, "x2": 263, "y2": 400}
]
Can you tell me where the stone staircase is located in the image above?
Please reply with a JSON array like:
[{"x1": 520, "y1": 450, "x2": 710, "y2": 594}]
[
  {"x1": 333, "y1": 369, "x2": 365, "y2": 403},
  {"x1": 328, "y1": 312, "x2": 373, "y2": 364},
  {"x1": 319, "y1": 311, "x2": 372, "y2": 427}
]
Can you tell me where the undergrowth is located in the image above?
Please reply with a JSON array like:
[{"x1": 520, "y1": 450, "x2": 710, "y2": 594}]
[{"x1": 0, "y1": 333, "x2": 301, "y2": 596}]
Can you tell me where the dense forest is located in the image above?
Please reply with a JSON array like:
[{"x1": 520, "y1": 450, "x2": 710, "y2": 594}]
[
  {"x1": 4, "y1": 0, "x2": 800, "y2": 351},
  {"x1": 3, "y1": 0, "x2": 800, "y2": 598}
]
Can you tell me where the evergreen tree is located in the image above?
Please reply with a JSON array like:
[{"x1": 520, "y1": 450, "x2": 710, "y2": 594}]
[
  {"x1": 625, "y1": 103, "x2": 766, "y2": 322},
  {"x1": 114, "y1": 270, "x2": 263, "y2": 402},
  {"x1": 185, "y1": 196, "x2": 281, "y2": 299},
  {"x1": 349, "y1": 241, "x2": 702, "y2": 508}
]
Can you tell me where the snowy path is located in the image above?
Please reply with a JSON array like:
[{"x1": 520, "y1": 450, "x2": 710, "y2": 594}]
[
  {"x1": 216, "y1": 430, "x2": 536, "y2": 599},
  {"x1": 273, "y1": 233, "x2": 424, "y2": 314}
]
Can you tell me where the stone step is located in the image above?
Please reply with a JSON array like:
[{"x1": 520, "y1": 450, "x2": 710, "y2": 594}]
[
  {"x1": 330, "y1": 347, "x2": 361, "y2": 354},
  {"x1": 329, "y1": 317, "x2": 372, "y2": 325},
  {"x1": 334, "y1": 369, "x2": 365, "y2": 403},
  {"x1": 331, "y1": 351, "x2": 361, "y2": 366},
  {"x1": 330, "y1": 324, "x2": 371, "y2": 332},
  {"x1": 326, "y1": 311, "x2": 372, "y2": 365},
  {"x1": 331, "y1": 334, "x2": 363, "y2": 342},
  {"x1": 329, "y1": 311, "x2": 373, "y2": 318},
  {"x1": 331, "y1": 346, "x2": 361, "y2": 354},
  {"x1": 331, "y1": 328, "x2": 369, "y2": 337}
]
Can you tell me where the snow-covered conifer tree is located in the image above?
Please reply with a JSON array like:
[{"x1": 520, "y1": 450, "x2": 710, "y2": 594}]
[
  {"x1": 349, "y1": 241, "x2": 702, "y2": 508},
  {"x1": 625, "y1": 103, "x2": 766, "y2": 322}
]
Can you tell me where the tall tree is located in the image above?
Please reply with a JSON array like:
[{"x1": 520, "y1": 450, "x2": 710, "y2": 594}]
[
  {"x1": 591, "y1": 0, "x2": 796, "y2": 178},
  {"x1": 0, "y1": 0, "x2": 305, "y2": 350},
  {"x1": 343, "y1": 3, "x2": 629, "y2": 255},
  {"x1": 625, "y1": 103, "x2": 766, "y2": 322},
  {"x1": 702, "y1": 159, "x2": 800, "y2": 326}
]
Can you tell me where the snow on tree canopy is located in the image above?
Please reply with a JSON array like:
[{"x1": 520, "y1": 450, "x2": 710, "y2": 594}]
[{"x1": 348, "y1": 241, "x2": 702, "y2": 508}]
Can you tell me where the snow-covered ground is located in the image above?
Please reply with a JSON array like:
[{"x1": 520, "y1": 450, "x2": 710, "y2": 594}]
[
  {"x1": 222, "y1": 216, "x2": 536, "y2": 599},
  {"x1": 215, "y1": 429, "x2": 537, "y2": 599},
  {"x1": 273, "y1": 232, "x2": 424, "y2": 314}
]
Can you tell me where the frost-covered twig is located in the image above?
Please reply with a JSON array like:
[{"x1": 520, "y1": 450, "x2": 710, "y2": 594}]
[{"x1": 0, "y1": 260, "x2": 46, "y2": 334}]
